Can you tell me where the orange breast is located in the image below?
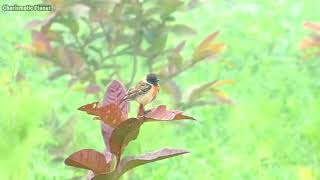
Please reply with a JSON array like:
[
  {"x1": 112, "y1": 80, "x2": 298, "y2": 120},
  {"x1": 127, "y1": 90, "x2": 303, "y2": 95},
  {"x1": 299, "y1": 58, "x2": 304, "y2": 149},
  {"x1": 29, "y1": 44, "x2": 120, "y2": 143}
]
[
  {"x1": 135, "y1": 85, "x2": 160, "y2": 106},
  {"x1": 151, "y1": 85, "x2": 160, "y2": 101}
]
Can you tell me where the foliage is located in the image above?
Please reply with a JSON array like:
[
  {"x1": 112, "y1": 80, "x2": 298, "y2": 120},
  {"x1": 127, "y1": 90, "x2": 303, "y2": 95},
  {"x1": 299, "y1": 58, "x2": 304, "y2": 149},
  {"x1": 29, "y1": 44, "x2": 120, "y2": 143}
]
[
  {"x1": 19, "y1": 0, "x2": 229, "y2": 110},
  {"x1": 300, "y1": 22, "x2": 320, "y2": 59},
  {"x1": 65, "y1": 80, "x2": 194, "y2": 179},
  {"x1": 2, "y1": 0, "x2": 320, "y2": 179}
]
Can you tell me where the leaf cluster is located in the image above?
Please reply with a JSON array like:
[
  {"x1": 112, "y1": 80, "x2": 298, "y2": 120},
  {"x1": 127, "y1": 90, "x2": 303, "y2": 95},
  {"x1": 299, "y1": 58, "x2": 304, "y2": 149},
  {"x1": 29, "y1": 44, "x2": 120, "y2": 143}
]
[
  {"x1": 65, "y1": 80, "x2": 195, "y2": 180},
  {"x1": 300, "y1": 22, "x2": 320, "y2": 59},
  {"x1": 20, "y1": 0, "x2": 230, "y2": 110}
]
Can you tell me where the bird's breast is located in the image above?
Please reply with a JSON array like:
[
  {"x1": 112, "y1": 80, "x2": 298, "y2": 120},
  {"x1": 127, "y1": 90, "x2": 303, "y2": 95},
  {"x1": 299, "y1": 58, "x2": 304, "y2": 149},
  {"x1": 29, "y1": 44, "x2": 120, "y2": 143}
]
[{"x1": 135, "y1": 85, "x2": 159, "y2": 106}]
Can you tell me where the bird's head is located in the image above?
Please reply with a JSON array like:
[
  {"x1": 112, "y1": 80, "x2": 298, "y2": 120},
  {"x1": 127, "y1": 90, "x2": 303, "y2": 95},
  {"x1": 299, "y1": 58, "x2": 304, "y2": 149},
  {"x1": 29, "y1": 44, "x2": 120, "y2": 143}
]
[{"x1": 146, "y1": 73, "x2": 159, "y2": 85}]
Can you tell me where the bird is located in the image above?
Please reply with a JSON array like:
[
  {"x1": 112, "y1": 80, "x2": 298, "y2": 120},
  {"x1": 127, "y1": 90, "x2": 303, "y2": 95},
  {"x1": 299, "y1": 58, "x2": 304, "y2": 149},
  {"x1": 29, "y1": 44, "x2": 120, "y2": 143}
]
[{"x1": 120, "y1": 73, "x2": 160, "y2": 108}]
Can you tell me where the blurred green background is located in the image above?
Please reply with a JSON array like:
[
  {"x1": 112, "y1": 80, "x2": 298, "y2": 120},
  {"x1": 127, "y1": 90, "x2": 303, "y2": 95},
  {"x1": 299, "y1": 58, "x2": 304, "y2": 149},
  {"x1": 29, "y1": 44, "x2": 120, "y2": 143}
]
[{"x1": 1, "y1": 0, "x2": 320, "y2": 179}]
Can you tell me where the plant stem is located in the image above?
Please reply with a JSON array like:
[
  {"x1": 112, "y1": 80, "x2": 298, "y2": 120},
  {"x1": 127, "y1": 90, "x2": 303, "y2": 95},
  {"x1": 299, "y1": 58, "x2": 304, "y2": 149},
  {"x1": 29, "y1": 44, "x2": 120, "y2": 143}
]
[{"x1": 127, "y1": 55, "x2": 138, "y2": 87}]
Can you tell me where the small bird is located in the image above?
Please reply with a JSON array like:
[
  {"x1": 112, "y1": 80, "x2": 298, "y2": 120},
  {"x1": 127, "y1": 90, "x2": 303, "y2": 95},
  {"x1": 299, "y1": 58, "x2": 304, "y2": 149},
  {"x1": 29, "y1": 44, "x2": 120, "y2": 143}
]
[{"x1": 120, "y1": 73, "x2": 160, "y2": 107}]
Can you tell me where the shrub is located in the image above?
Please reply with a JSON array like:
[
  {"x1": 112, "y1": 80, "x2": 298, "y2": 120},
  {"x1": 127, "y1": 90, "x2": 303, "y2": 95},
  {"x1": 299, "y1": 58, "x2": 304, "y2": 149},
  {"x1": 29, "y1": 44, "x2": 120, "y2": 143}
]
[{"x1": 64, "y1": 80, "x2": 195, "y2": 179}]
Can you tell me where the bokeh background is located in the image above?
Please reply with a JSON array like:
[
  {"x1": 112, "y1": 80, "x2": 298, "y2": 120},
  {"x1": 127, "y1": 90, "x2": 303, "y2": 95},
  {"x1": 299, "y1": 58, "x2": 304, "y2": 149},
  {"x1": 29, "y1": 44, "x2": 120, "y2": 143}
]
[{"x1": 1, "y1": 0, "x2": 320, "y2": 179}]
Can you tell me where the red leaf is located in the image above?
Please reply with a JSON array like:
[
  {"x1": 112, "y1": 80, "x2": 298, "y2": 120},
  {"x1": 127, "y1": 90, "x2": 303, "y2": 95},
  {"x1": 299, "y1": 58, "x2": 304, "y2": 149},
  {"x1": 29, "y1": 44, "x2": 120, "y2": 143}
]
[
  {"x1": 101, "y1": 80, "x2": 129, "y2": 151},
  {"x1": 304, "y1": 22, "x2": 320, "y2": 32},
  {"x1": 109, "y1": 118, "x2": 143, "y2": 162},
  {"x1": 25, "y1": 11, "x2": 58, "y2": 31},
  {"x1": 118, "y1": 148, "x2": 189, "y2": 176},
  {"x1": 91, "y1": 172, "x2": 117, "y2": 180},
  {"x1": 103, "y1": 80, "x2": 129, "y2": 119},
  {"x1": 174, "y1": 40, "x2": 186, "y2": 54},
  {"x1": 197, "y1": 31, "x2": 220, "y2": 50},
  {"x1": 32, "y1": 30, "x2": 53, "y2": 55},
  {"x1": 192, "y1": 31, "x2": 223, "y2": 61},
  {"x1": 87, "y1": 150, "x2": 113, "y2": 180},
  {"x1": 78, "y1": 102, "x2": 123, "y2": 128},
  {"x1": 64, "y1": 149, "x2": 110, "y2": 174},
  {"x1": 143, "y1": 105, "x2": 195, "y2": 121},
  {"x1": 54, "y1": 46, "x2": 85, "y2": 75}
]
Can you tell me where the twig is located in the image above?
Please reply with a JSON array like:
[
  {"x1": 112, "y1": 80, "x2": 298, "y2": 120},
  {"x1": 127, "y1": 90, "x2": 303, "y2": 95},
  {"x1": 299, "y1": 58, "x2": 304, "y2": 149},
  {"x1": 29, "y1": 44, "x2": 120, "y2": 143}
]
[
  {"x1": 178, "y1": 100, "x2": 219, "y2": 110},
  {"x1": 162, "y1": 61, "x2": 196, "y2": 84},
  {"x1": 127, "y1": 54, "x2": 138, "y2": 87}
]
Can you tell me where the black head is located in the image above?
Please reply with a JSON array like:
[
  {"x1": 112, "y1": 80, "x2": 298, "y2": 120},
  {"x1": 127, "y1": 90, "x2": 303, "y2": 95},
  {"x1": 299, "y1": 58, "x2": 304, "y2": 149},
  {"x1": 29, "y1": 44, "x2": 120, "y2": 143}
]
[{"x1": 146, "y1": 73, "x2": 159, "y2": 85}]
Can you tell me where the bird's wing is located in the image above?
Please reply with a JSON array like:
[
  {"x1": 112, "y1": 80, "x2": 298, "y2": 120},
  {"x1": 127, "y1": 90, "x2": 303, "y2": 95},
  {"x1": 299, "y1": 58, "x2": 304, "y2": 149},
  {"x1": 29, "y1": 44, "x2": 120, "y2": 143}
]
[{"x1": 123, "y1": 81, "x2": 152, "y2": 100}]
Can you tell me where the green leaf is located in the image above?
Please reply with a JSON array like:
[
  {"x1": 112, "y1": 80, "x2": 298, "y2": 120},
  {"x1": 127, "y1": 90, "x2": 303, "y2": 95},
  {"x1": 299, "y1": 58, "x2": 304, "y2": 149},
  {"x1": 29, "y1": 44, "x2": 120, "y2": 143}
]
[
  {"x1": 109, "y1": 118, "x2": 144, "y2": 158},
  {"x1": 171, "y1": 24, "x2": 197, "y2": 36},
  {"x1": 118, "y1": 148, "x2": 189, "y2": 177}
]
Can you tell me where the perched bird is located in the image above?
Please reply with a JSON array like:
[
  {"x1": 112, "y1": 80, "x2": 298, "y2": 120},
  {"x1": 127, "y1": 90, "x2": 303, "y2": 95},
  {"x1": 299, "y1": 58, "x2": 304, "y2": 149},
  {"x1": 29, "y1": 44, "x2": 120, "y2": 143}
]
[{"x1": 120, "y1": 73, "x2": 160, "y2": 107}]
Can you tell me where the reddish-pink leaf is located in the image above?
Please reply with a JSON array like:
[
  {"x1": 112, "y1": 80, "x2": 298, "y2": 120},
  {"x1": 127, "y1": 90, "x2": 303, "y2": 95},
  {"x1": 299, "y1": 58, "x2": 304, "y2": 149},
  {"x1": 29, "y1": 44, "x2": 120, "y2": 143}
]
[
  {"x1": 87, "y1": 150, "x2": 113, "y2": 180},
  {"x1": 109, "y1": 118, "x2": 143, "y2": 160},
  {"x1": 304, "y1": 22, "x2": 320, "y2": 32},
  {"x1": 64, "y1": 149, "x2": 110, "y2": 174},
  {"x1": 174, "y1": 40, "x2": 186, "y2": 54},
  {"x1": 103, "y1": 80, "x2": 129, "y2": 119},
  {"x1": 25, "y1": 11, "x2": 58, "y2": 31},
  {"x1": 118, "y1": 148, "x2": 189, "y2": 176},
  {"x1": 101, "y1": 80, "x2": 129, "y2": 151},
  {"x1": 197, "y1": 31, "x2": 220, "y2": 50},
  {"x1": 143, "y1": 105, "x2": 195, "y2": 121},
  {"x1": 78, "y1": 102, "x2": 123, "y2": 128},
  {"x1": 54, "y1": 46, "x2": 85, "y2": 75},
  {"x1": 32, "y1": 30, "x2": 53, "y2": 55},
  {"x1": 91, "y1": 171, "x2": 117, "y2": 180},
  {"x1": 188, "y1": 80, "x2": 218, "y2": 102}
]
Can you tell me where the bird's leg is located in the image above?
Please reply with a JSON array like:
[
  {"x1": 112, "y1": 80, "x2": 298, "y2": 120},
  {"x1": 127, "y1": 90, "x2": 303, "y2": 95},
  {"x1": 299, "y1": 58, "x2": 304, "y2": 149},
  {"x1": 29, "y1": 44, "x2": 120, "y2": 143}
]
[{"x1": 137, "y1": 104, "x2": 145, "y2": 117}]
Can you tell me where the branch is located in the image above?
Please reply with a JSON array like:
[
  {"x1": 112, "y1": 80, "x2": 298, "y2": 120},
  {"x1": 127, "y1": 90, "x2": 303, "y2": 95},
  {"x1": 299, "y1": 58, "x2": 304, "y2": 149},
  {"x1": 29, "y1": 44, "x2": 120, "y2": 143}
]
[
  {"x1": 178, "y1": 100, "x2": 219, "y2": 110},
  {"x1": 127, "y1": 54, "x2": 138, "y2": 87},
  {"x1": 162, "y1": 61, "x2": 196, "y2": 84}
]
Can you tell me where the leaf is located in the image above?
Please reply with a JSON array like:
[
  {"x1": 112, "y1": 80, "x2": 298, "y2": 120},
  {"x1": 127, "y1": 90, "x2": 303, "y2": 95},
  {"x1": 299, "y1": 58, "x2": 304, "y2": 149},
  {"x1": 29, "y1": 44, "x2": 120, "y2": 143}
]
[
  {"x1": 48, "y1": 69, "x2": 66, "y2": 80},
  {"x1": 300, "y1": 38, "x2": 313, "y2": 49},
  {"x1": 53, "y1": 46, "x2": 85, "y2": 74},
  {"x1": 158, "y1": 0, "x2": 184, "y2": 16},
  {"x1": 25, "y1": 11, "x2": 58, "y2": 31},
  {"x1": 78, "y1": 102, "x2": 123, "y2": 128},
  {"x1": 174, "y1": 40, "x2": 186, "y2": 54},
  {"x1": 32, "y1": 30, "x2": 53, "y2": 55},
  {"x1": 87, "y1": 150, "x2": 114, "y2": 180},
  {"x1": 103, "y1": 80, "x2": 128, "y2": 118},
  {"x1": 197, "y1": 31, "x2": 220, "y2": 50},
  {"x1": 60, "y1": 16, "x2": 79, "y2": 34},
  {"x1": 118, "y1": 148, "x2": 189, "y2": 176},
  {"x1": 212, "y1": 89, "x2": 234, "y2": 105},
  {"x1": 211, "y1": 79, "x2": 234, "y2": 88},
  {"x1": 64, "y1": 149, "x2": 110, "y2": 174},
  {"x1": 161, "y1": 80, "x2": 182, "y2": 104},
  {"x1": 101, "y1": 80, "x2": 128, "y2": 152},
  {"x1": 304, "y1": 22, "x2": 320, "y2": 32},
  {"x1": 188, "y1": 80, "x2": 218, "y2": 102},
  {"x1": 205, "y1": 43, "x2": 226, "y2": 54},
  {"x1": 92, "y1": 172, "x2": 117, "y2": 180},
  {"x1": 167, "y1": 52, "x2": 183, "y2": 74},
  {"x1": 109, "y1": 118, "x2": 143, "y2": 158},
  {"x1": 143, "y1": 105, "x2": 195, "y2": 121},
  {"x1": 192, "y1": 31, "x2": 223, "y2": 61},
  {"x1": 171, "y1": 24, "x2": 197, "y2": 36}
]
